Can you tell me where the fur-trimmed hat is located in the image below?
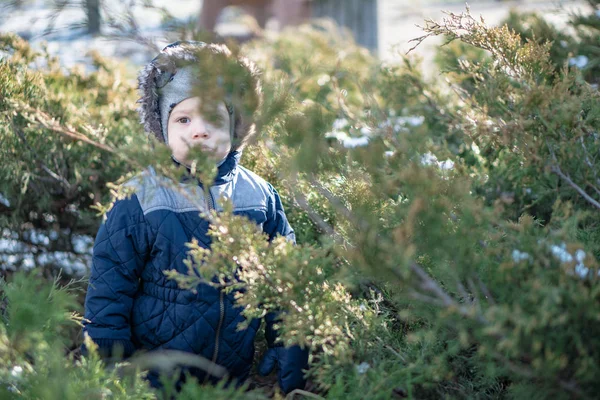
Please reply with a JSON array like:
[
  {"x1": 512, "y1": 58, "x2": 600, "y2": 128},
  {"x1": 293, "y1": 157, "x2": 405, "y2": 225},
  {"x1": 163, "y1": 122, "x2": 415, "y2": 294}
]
[{"x1": 136, "y1": 40, "x2": 263, "y2": 151}]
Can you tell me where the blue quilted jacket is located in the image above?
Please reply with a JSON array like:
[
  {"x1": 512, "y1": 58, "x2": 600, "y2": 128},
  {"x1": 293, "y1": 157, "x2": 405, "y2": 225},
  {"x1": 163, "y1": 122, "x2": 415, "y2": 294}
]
[{"x1": 81, "y1": 151, "x2": 297, "y2": 388}]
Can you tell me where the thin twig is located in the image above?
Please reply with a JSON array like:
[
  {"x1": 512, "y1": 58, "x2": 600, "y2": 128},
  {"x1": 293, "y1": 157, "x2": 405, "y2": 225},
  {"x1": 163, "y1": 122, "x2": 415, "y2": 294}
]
[
  {"x1": 408, "y1": 290, "x2": 448, "y2": 308},
  {"x1": 290, "y1": 176, "x2": 340, "y2": 241},
  {"x1": 466, "y1": 277, "x2": 479, "y2": 305},
  {"x1": 585, "y1": 180, "x2": 600, "y2": 198},
  {"x1": 476, "y1": 274, "x2": 495, "y2": 306},
  {"x1": 550, "y1": 165, "x2": 600, "y2": 210},
  {"x1": 455, "y1": 278, "x2": 470, "y2": 303},
  {"x1": 12, "y1": 120, "x2": 74, "y2": 195},
  {"x1": 285, "y1": 389, "x2": 325, "y2": 400},
  {"x1": 12, "y1": 101, "x2": 117, "y2": 154}
]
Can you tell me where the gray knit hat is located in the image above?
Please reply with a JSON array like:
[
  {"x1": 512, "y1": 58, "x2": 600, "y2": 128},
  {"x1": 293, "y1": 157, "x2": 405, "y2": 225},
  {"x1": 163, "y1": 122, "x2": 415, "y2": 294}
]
[
  {"x1": 136, "y1": 40, "x2": 263, "y2": 150},
  {"x1": 157, "y1": 64, "x2": 227, "y2": 145}
]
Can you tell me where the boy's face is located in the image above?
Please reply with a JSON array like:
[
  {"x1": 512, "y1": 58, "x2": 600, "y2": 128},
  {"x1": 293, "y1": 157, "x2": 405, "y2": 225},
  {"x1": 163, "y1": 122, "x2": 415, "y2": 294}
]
[{"x1": 167, "y1": 96, "x2": 231, "y2": 165}]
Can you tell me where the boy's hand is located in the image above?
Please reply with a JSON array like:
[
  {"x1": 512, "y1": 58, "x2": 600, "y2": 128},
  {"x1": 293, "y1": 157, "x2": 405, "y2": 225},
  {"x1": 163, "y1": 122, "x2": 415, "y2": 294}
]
[{"x1": 258, "y1": 345, "x2": 308, "y2": 394}]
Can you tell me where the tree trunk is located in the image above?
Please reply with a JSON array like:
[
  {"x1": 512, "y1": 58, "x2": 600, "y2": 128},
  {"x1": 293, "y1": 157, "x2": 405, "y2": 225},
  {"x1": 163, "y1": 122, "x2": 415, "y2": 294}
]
[
  {"x1": 312, "y1": 0, "x2": 378, "y2": 53},
  {"x1": 86, "y1": 0, "x2": 101, "y2": 35}
]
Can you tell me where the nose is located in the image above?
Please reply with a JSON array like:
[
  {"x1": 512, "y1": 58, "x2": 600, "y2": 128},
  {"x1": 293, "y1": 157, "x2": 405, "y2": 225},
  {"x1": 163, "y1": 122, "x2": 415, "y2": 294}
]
[
  {"x1": 191, "y1": 121, "x2": 210, "y2": 140},
  {"x1": 192, "y1": 130, "x2": 209, "y2": 140}
]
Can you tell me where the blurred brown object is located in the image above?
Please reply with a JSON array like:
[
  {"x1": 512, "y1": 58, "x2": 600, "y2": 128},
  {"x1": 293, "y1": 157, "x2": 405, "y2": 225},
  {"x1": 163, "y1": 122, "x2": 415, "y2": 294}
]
[{"x1": 198, "y1": 0, "x2": 311, "y2": 32}]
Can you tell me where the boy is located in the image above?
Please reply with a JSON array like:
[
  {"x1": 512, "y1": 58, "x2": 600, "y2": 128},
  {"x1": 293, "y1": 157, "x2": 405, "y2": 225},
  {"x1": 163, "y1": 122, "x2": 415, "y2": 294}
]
[{"x1": 81, "y1": 41, "x2": 308, "y2": 394}]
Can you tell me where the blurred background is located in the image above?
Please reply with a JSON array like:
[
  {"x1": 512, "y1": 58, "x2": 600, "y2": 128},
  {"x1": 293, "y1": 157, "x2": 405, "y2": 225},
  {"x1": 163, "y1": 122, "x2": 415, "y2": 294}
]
[{"x1": 0, "y1": 0, "x2": 591, "y2": 79}]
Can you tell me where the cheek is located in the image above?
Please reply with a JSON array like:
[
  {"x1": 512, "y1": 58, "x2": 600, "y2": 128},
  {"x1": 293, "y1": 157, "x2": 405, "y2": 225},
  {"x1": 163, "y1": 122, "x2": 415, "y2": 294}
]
[
  {"x1": 167, "y1": 125, "x2": 188, "y2": 153},
  {"x1": 168, "y1": 123, "x2": 188, "y2": 144},
  {"x1": 215, "y1": 129, "x2": 231, "y2": 147}
]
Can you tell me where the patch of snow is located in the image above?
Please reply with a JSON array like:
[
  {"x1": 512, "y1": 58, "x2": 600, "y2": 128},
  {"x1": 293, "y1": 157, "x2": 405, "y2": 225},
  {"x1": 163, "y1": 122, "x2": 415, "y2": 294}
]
[
  {"x1": 317, "y1": 74, "x2": 330, "y2": 86},
  {"x1": 326, "y1": 119, "x2": 372, "y2": 148},
  {"x1": 568, "y1": 55, "x2": 589, "y2": 69},
  {"x1": 360, "y1": 126, "x2": 373, "y2": 135},
  {"x1": 512, "y1": 249, "x2": 530, "y2": 263},
  {"x1": 0, "y1": 193, "x2": 10, "y2": 207},
  {"x1": 356, "y1": 362, "x2": 370, "y2": 374},
  {"x1": 379, "y1": 115, "x2": 424, "y2": 133},
  {"x1": 550, "y1": 243, "x2": 573, "y2": 263},
  {"x1": 0, "y1": 228, "x2": 91, "y2": 275},
  {"x1": 548, "y1": 242, "x2": 598, "y2": 279},
  {"x1": 73, "y1": 234, "x2": 94, "y2": 254},
  {"x1": 439, "y1": 159, "x2": 454, "y2": 170},
  {"x1": 22, "y1": 256, "x2": 35, "y2": 269},
  {"x1": 397, "y1": 116, "x2": 424, "y2": 127},
  {"x1": 332, "y1": 118, "x2": 348, "y2": 131},
  {"x1": 24, "y1": 228, "x2": 50, "y2": 246},
  {"x1": 420, "y1": 152, "x2": 438, "y2": 166},
  {"x1": 0, "y1": 238, "x2": 22, "y2": 253},
  {"x1": 573, "y1": 249, "x2": 589, "y2": 278},
  {"x1": 343, "y1": 136, "x2": 369, "y2": 148},
  {"x1": 420, "y1": 152, "x2": 455, "y2": 171},
  {"x1": 10, "y1": 366, "x2": 23, "y2": 378},
  {"x1": 36, "y1": 251, "x2": 90, "y2": 276}
]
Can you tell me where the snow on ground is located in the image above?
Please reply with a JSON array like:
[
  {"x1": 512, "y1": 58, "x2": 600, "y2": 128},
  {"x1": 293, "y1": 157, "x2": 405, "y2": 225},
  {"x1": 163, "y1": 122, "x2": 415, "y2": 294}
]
[
  {"x1": 1, "y1": 0, "x2": 591, "y2": 76},
  {"x1": 0, "y1": 228, "x2": 93, "y2": 276},
  {"x1": 378, "y1": 0, "x2": 591, "y2": 76},
  {"x1": 0, "y1": 0, "x2": 256, "y2": 74}
]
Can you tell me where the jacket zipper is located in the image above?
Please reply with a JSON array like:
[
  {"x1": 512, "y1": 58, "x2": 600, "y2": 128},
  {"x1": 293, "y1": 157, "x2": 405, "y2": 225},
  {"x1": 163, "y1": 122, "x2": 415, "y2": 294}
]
[
  {"x1": 204, "y1": 184, "x2": 221, "y2": 364},
  {"x1": 207, "y1": 189, "x2": 215, "y2": 211},
  {"x1": 212, "y1": 290, "x2": 225, "y2": 363}
]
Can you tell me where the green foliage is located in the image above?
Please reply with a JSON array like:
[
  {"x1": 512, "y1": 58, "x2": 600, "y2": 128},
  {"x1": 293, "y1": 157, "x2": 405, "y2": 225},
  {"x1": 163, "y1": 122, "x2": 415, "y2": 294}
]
[
  {"x1": 0, "y1": 33, "x2": 148, "y2": 275},
  {"x1": 0, "y1": 269, "x2": 155, "y2": 398},
  {"x1": 1, "y1": 2, "x2": 600, "y2": 398}
]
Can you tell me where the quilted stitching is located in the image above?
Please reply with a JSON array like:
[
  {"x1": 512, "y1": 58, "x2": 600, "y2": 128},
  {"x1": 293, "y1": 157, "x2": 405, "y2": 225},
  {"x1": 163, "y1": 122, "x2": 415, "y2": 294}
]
[{"x1": 82, "y1": 158, "x2": 296, "y2": 385}]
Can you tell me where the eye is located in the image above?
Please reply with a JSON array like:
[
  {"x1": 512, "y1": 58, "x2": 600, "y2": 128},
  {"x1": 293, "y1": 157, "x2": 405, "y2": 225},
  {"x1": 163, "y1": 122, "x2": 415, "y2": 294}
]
[{"x1": 177, "y1": 117, "x2": 190, "y2": 124}]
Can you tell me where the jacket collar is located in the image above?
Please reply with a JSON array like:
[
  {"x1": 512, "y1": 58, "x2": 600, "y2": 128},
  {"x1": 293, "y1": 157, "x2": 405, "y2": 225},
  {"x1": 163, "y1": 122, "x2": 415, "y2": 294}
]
[{"x1": 171, "y1": 150, "x2": 241, "y2": 186}]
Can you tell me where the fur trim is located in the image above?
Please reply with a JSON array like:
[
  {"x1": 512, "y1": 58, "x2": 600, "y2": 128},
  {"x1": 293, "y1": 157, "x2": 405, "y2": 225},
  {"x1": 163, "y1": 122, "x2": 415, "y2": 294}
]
[{"x1": 136, "y1": 41, "x2": 263, "y2": 151}]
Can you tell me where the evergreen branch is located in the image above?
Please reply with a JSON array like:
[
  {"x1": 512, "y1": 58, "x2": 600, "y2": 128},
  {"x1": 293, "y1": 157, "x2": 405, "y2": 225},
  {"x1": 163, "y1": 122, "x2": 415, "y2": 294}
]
[
  {"x1": 407, "y1": 263, "x2": 489, "y2": 325},
  {"x1": 289, "y1": 175, "x2": 340, "y2": 242},
  {"x1": 492, "y1": 351, "x2": 590, "y2": 399},
  {"x1": 30, "y1": 109, "x2": 117, "y2": 154},
  {"x1": 550, "y1": 164, "x2": 600, "y2": 210},
  {"x1": 476, "y1": 274, "x2": 496, "y2": 306},
  {"x1": 584, "y1": 180, "x2": 600, "y2": 198},
  {"x1": 11, "y1": 120, "x2": 74, "y2": 196},
  {"x1": 545, "y1": 138, "x2": 600, "y2": 210},
  {"x1": 308, "y1": 176, "x2": 369, "y2": 231},
  {"x1": 408, "y1": 290, "x2": 448, "y2": 308},
  {"x1": 374, "y1": 336, "x2": 406, "y2": 362},
  {"x1": 8, "y1": 99, "x2": 117, "y2": 154}
]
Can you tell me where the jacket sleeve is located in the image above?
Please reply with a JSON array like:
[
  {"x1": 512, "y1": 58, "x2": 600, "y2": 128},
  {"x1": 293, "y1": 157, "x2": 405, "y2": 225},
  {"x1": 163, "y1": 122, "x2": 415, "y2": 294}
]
[
  {"x1": 80, "y1": 193, "x2": 150, "y2": 361},
  {"x1": 262, "y1": 183, "x2": 295, "y2": 347},
  {"x1": 261, "y1": 184, "x2": 309, "y2": 394},
  {"x1": 263, "y1": 183, "x2": 296, "y2": 246}
]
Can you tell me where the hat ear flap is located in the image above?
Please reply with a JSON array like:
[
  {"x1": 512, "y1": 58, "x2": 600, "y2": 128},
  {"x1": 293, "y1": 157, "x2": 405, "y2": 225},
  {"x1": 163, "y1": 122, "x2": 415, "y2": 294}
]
[{"x1": 137, "y1": 62, "x2": 166, "y2": 143}]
